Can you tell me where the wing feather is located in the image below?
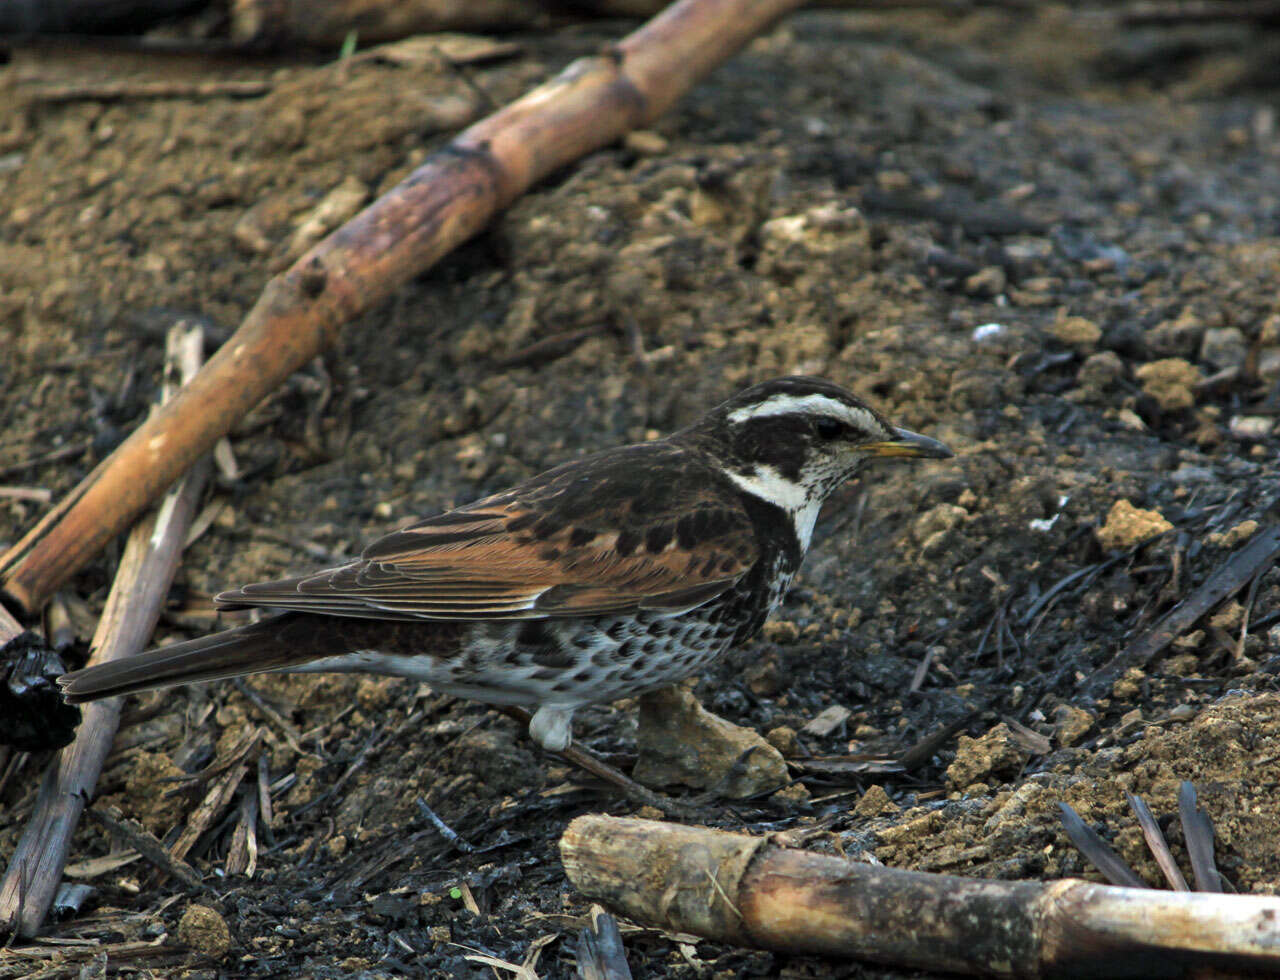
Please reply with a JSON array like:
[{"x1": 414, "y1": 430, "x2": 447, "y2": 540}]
[{"x1": 217, "y1": 447, "x2": 757, "y2": 621}]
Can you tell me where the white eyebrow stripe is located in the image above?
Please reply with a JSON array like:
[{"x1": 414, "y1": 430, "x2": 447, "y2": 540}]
[{"x1": 727, "y1": 393, "x2": 881, "y2": 434}]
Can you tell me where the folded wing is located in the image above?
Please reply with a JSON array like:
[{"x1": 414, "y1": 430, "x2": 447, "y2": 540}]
[{"x1": 218, "y1": 468, "x2": 757, "y2": 621}]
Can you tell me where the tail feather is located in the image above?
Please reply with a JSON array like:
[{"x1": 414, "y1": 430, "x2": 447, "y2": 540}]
[{"x1": 58, "y1": 615, "x2": 317, "y2": 703}]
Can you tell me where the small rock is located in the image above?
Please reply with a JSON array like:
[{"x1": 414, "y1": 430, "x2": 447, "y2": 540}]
[
  {"x1": 1116, "y1": 408, "x2": 1146, "y2": 431},
  {"x1": 1261, "y1": 313, "x2": 1280, "y2": 345},
  {"x1": 1135, "y1": 358, "x2": 1201, "y2": 411},
  {"x1": 623, "y1": 130, "x2": 668, "y2": 156},
  {"x1": 283, "y1": 174, "x2": 369, "y2": 265},
  {"x1": 964, "y1": 265, "x2": 1006, "y2": 297},
  {"x1": 1229, "y1": 415, "x2": 1273, "y2": 441},
  {"x1": 1199, "y1": 327, "x2": 1247, "y2": 371},
  {"x1": 1075, "y1": 350, "x2": 1124, "y2": 395},
  {"x1": 945, "y1": 723, "x2": 1025, "y2": 789},
  {"x1": 1112, "y1": 666, "x2": 1144, "y2": 700},
  {"x1": 1257, "y1": 348, "x2": 1280, "y2": 381},
  {"x1": 854, "y1": 783, "x2": 899, "y2": 817},
  {"x1": 1096, "y1": 499, "x2": 1172, "y2": 550},
  {"x1": 633, "y1": 686, "x2": 788, "y2": 798},
  {"x1": 1052, "y1": 704, "x2": 1094, "y2": 747},
  {"x1": 802, "y1": 704, "x2": 853, "y2": 736},
  {"x1": 178, "y1": 904, "x2": 231, "y2": 958},
  {"x1": 765, "y1": 725, "x2": 800, "y2": 757},
  {"x1": 1051, "y1": 315, "x2": 1101, "y2": 351}
]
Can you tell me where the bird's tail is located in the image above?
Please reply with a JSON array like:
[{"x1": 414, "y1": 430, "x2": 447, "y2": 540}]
[{"x1": 58, "y1": 614, "x2": 322, "y2": 703}]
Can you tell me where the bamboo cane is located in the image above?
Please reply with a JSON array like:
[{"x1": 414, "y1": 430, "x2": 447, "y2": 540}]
[{"x1": 559, "y1": 816, "x2": 1280, "y2": 977}]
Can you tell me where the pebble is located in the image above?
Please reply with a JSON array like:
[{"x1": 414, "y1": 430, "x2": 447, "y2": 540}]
[
  {"x1": 624, "y1": 130, "x2": 668, "y2": 155},
  {"x1": 1229, "y1": 415, "x2": 1273, "y2": 440},
  {"x1": 1199, "y1": 327, "x2": 1247, "y2": 370}
]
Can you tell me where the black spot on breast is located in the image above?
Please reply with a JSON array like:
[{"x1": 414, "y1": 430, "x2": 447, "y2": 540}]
[
  {"x1": 701, "y1": 556, "x2": 719, "y2": 576},
  {"x1": 607, "y1": 622, "x2": 627, "y2": 641},
  {"x1": 615, "y1": 530, "x2": 640, "y2": 556},
  {"x1": 645, "y1": 525, "x2": 673, "y2": 553},
  {"x1": 518, "y1": 621, "x2": 547, "y2": 647},
  {"x1": 720, "y1": 555, "x2": 738, "y2": 573},
  {"x1": 569, "y1": 527, "x2": 597, "y2": 547}
]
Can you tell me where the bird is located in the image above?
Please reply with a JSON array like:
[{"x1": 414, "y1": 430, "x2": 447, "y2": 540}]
[{"x1": 59, "y1": 376, "x2": 952, "y2": 754}]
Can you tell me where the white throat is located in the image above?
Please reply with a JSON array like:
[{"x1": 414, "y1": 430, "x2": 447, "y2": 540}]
[{"x1": 725, "y1": 465, "x2": 823, "y2": 552}]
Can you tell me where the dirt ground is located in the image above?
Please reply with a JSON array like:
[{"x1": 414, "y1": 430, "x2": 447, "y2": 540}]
[{"x1": 2, "y1": 5, "x2": 1280, "y2": 977}]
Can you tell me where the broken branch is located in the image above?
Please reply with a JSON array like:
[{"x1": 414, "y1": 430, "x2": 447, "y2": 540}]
[{"x1": 559, "y1": 815, "x2": 1280, "y2": 977}]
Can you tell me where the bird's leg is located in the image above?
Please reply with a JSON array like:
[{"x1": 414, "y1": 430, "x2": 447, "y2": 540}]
[{"x1": 498, "y1": 706, "x2": 701, "y2": 818}]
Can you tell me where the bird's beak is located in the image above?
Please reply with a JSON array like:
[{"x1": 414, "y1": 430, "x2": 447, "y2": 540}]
[{"x1": 861, "y1": 427, "x2": 953, "y2": 460}]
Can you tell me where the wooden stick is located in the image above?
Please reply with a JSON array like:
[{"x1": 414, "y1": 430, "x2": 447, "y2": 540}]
[
  {"x1": 559, "y1": 816, "x2": 1280, "y2": 977},
  {"x1": 26, "y1": 79, "x2": 271, "y2": 103},
  {"x1": 0, "y1": 0, "x2": 802, "y2": 617},
  {"x1": 0, "y1": 323, "x2": 211, "y2": 939}
]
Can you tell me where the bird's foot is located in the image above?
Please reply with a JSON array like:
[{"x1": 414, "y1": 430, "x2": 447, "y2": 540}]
[{"x1": 500, "y1": 705, "x2": 702, "y2": 819}]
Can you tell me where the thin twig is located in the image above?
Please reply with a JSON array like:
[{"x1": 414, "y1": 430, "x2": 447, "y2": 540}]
[{"x1": 0, "y1": 322, "x2": 210, "y2": 938}]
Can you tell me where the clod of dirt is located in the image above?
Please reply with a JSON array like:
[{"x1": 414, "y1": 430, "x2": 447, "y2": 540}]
[
  {"x1": 1074, "y1": 350, "x2": 1125, "y2": 400},
  {"x1": 448, "y1": 726, "x2": 539, "y2": 796},
  {"x1": 1051, "y1": 704, "x2": 1095, "y2": 747},
  {"x1": 1095, "y1": 499, "x2": 1172, "y2": 550},
  {"x1": 945, "y1": 722, "x2": 1026, "y2": 790},
  {"x1": 1135, "y1": 358, "x2": 1202, "y2": 411},
  {"x1": 1147, "y1": 311, "x2": 1205, "y2": 358},
  {"x1": 855, "y1": 784, "x2": 899, "y2": 817},
  {"x1": 102, "y1": 750, "x2": 187, "y2": 833},
  {"x1": 177, "y1": 903, "x2": 231, "y2": 958},
  {"x1": 964, "y1": 265, "x2": 1006, "y2": 297},
  {"x1": 1051, "y1": 315, "x2": 1101, "y2": 351},
  {"x1": 633, "y1": 685, "x2": 788, "y2": 798},
  {"x1": 1208, "y1": 520, "x2": 1259, "y2": 548}
]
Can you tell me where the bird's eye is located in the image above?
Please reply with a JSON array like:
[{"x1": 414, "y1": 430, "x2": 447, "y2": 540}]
[{"x1": 814, "y1": 417, "x2": 845, "y2": 440}]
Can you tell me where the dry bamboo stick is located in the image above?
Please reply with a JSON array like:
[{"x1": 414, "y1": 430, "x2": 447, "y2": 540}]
[
  {"x1": 0, "y1": 323, "x2": 211, "y2": 939},
  {"x1": 559, "y1": 816, "x2": 1280, "y2": 978},
  {"x1": 0, "y1": 0, "x2": 802, "y2": 617}
]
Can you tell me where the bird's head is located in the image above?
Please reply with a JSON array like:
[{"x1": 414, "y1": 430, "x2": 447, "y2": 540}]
[{"x1": 677, "y1": 376, "x2": 952, "y2": 514}]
